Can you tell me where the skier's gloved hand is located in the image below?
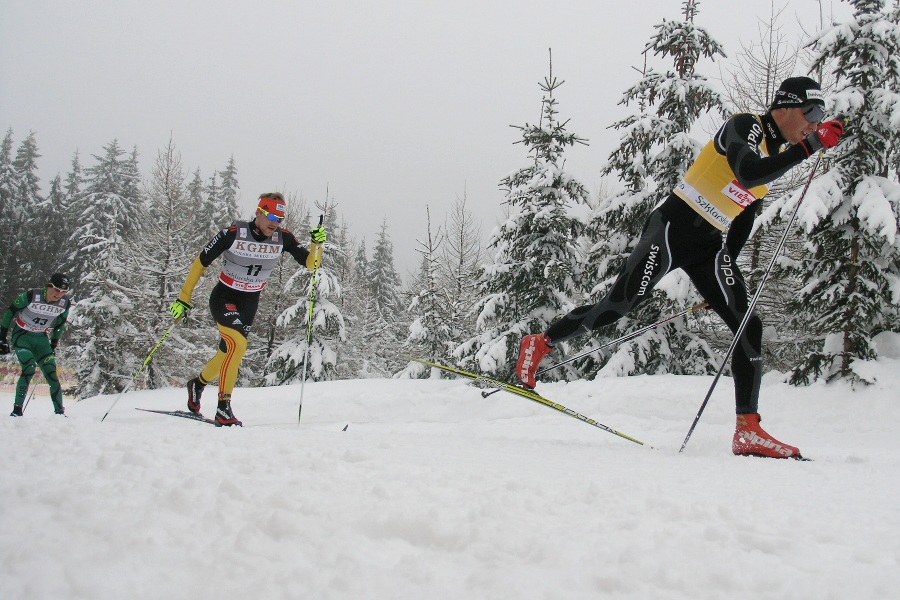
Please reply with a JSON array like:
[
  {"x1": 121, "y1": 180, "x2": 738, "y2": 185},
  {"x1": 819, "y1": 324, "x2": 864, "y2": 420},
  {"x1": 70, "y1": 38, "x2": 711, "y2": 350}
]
[
  {"x1": 310, "y1": 226, "x2": 327, "y2": 244},
  {"x1": 0, "y1": 339, "x2": 9, "y2": 355},
  {"x1": 800, "y1": 119, "x2": 845, "y2": 156},
  {"x1": 170, "y1": 299, "x2": 192, "y2": 321},
  {"x1": 50, "y1": 338, "x2": 59, "y2": 351}
]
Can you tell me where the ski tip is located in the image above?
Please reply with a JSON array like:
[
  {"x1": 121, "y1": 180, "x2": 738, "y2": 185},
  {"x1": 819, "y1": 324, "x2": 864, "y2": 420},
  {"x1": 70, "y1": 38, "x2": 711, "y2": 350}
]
[{"x1": 342, "y1": 423, "x2": 349, "y2": 431}]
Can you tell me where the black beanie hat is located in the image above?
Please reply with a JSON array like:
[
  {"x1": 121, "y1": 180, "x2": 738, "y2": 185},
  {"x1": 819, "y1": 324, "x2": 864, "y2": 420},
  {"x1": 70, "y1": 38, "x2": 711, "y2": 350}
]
[
  {"x1": 49, "y1": 273, "x2": 70, "y2": 290},
  {"x1": 770, "y1": 76, "x2": 825, "y2": 110}
]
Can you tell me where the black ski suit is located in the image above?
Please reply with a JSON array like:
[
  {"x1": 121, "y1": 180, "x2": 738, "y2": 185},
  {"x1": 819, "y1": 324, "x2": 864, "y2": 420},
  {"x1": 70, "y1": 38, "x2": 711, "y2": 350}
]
[{"x1": 546, "y1": 111, "x2": 811, "y2": 414}]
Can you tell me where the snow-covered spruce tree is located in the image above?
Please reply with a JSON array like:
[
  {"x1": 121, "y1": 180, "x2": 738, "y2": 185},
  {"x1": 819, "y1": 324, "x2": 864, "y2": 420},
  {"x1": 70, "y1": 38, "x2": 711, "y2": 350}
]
[
  {"x1": 456, "y1": 57, "x2": 588, "y2": 380},
  {"x1": 0, "y1": 129, "x2": 22, "y2": 305},
  {"x1": 786, "y1": 0, "x2": 900, "y2": 385},
  {"x1": 333, "y1": 236, "x2": 384, "y2": 379},
  {"x1": 12, "y1": 132, "x2": 44, "y2": 288},
  {"x1": 0, "y1": 131, "x2": 39, "y2": 301},
  {"x1": 400, "y1": 206, "x2": 453, "y2": 378},
  {"x1": 219, "y1": 156, "x2": 240, "y2": 222},
  {"x1": 366, "y1": 219, "x2": 406, "y2": 374},
  {"x1": 579, "y1": 0, "x2": 726, "y2": 379},
  {"x1": 33, "y1": 175, "x2": 71, "y2": 282},
  {"x1": 439, "y1": 191, "x2": 482, "y2": 357},
  {"x1": 188, "y1": 168, "x2": 218, "y2": 239},
  {"x1": 66, "y1": 140, "x2": 143, "y2": 398},
  {"x1": 130, "y1": 138, "x2": 207, "y2": 389},
  {"x1": 203, "y1": 171, "x2": 222, "y2": 229}
]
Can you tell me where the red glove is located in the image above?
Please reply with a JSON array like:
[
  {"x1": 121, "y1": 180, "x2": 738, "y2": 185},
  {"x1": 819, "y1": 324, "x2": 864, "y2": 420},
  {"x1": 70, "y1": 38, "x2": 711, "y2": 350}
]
[
  {"x1": 816, "y1": 120, "x2": 844, "y2": 148},
  {"x1": 801, "y1": 119, "x2": 845, "y2": 156}
]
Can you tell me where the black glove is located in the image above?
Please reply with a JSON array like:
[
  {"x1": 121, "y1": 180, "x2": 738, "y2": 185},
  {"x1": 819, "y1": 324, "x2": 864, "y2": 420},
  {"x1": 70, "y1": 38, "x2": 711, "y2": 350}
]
[
  {"x1": 0, "y1": 339, "x2": 9, "y2": 355},
  {"x1": 50, "y1": 338, "x2": 59, "y2": 351}
]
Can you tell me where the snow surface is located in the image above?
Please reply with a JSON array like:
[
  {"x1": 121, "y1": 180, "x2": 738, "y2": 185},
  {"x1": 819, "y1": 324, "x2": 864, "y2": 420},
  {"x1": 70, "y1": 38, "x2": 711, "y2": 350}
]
[{"x1": 2, "y1": 358, "x2": 899, "y2": 600}]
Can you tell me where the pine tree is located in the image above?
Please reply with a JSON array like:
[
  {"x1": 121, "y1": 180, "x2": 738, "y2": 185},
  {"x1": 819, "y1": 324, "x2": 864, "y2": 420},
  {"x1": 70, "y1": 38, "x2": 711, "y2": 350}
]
[
  {"x1": 33, "y1": 174, "x2": 70, "y2": 281},
  {"x1": 135, "y1": 138, "x2": 202, "y2": 388},
  {"x1": 787, "y1": 0, "x2": 900, "y2": 384},
  {"x1": 334, "y1": 237, "x2": 381, "y2": 379},
  {"x1": 401, "y1": 206, "x2": 452, "y2": 377},
  {"x1": 368, "y1": 219, "x2": 404, "y2": 315},
  {"x1": 188, "y1": 168, "x2": 217, "y2": 238},
  {"x1": 67, "y1": 139, "x2": 143, "y2": 398},
  {"x1": 204, "y1": 171, "x2": 225, "y2": 230},
  {"x1": 439, "y1": 191, "x2": 482, "y2": 353},
  {"x1": 0, "y1": 129, "x2": 21, "y2": 304},
  {"x1": 13, "y1": 132, "x2": 45, "y2": 289},
  {"x1": 364, "y1": 219, "x2": 405, "y2": 375},
  {"x1": 580, "y1": 1, "x2": 726, "y2": 379},
  {"x1": 58, "y1": 151, "x2": 85, "y2": 280},
  {"x1": 219, "y1": 156, "x2": 240, "y2": 222},
  {"x1": 13, "y1": 132, "x2": 42, "y2": 217},
  {"x1": 456, "y1": 54, "x2": 588, "y2": 379}
]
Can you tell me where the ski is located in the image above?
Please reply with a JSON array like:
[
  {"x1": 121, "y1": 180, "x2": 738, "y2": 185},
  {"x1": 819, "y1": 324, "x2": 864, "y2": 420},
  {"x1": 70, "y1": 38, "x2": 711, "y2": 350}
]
[
  {"x1": 135, "y1": 408, "x2": 216, "y2": 425},
  {"x1": 403, "y1": 355, "x2": 648, "y2": 446}
]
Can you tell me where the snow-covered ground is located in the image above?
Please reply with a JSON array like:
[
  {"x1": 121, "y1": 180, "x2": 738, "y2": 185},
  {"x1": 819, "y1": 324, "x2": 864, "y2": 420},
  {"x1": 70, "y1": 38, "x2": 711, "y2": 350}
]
[{"x1": 2, "y1": 352, "x2": 899, "y2": 599}]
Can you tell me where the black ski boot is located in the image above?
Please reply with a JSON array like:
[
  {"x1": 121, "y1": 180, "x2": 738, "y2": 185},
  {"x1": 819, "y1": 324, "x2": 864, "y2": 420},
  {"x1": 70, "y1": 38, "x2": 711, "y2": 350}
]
[
  {"x1": 10, "y1": 404, "x2": 23, "y2": 417},
  {"x1": 187, "y1": 377, "x2": 205, "y2": 414},
  {"x1": 214, "y1": 395, "x2": 242, "y2": 427}
]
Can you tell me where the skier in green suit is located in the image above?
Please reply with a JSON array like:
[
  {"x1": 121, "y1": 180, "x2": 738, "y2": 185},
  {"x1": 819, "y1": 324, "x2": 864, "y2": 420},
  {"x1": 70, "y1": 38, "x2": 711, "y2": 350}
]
[{"x1": 1, "y1": 273, "x2": 72, "y2": 416}]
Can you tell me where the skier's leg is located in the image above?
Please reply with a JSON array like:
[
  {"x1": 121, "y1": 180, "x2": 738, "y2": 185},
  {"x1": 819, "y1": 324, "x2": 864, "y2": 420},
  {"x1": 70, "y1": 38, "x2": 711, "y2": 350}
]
[
  {"x1": 684, "y1": 245, "x2": 799, "y2": 458},
  {"x1": 13, "y1": 346, "x2": 36, "y2": 410},
  {"x1": 683, "y1": 243, "x2": 762, "y2": 414},
  {"x1": 547, "y1": 210, "x2": 675, "y2": 343}
]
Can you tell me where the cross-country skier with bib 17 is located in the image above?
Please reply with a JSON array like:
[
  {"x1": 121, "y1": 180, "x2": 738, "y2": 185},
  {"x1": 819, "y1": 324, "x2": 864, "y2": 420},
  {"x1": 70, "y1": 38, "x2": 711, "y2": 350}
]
[
  {"x1": 1, "y1": 273, "x2": 72, "y2": 417},
  {"x1": 169, "y1": 192, "x2": 326, "y2": 427},
  {"x1": 516, "y1": 77, "x2": 845, "y2": 459}
]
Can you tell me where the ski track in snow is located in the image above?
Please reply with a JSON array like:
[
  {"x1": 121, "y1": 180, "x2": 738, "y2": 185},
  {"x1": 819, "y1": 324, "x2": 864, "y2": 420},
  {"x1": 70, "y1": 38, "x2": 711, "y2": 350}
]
[{"x1": 1, "y1": 362, "x2": 899, "y2": 600}]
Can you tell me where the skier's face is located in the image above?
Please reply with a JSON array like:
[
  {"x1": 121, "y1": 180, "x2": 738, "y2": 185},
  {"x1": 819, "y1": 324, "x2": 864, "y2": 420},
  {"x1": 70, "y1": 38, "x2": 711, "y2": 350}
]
[
  {"x1": 255, "y1": 210, "x2": 281, "y2": 236},
  {"x1": 46, "y1": 285, "x2": 68, "y2": 302}
]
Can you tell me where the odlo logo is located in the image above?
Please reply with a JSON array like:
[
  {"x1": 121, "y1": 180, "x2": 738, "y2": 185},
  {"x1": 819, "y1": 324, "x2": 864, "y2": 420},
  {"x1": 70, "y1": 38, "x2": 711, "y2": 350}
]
[{"x1": 720, "y1": 253, "x2": 737, "y2": 287}]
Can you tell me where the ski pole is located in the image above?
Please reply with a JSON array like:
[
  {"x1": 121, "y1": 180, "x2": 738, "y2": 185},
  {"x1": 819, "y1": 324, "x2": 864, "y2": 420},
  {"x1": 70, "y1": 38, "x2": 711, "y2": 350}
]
[
  {"x1": 22, "y1": 378, "x2": 38, "y2": 411},
  {"x1": 298, "y1": 214, "x2": 325, "y2": 424},
  {"x1": 679, "y1": 153, "x2": 823, "y2": 453},
  {"x1": 482, "y1": 302, "x2": 708, "y2": 398},
  {"x1": 101, "y1": 324, "x2": 175, "y2": 422}
]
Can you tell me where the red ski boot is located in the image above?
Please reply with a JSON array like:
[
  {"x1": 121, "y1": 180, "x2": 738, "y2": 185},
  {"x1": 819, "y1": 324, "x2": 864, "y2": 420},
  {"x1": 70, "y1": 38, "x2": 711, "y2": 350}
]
[
  {"x1": 515, "y1": 334, "x2": 554, "y2": 389},
  {"x1": 214, "y1": 395, "x2": 242, "y2": 427},
  {"x1": 733, "y1": 413, "x2": 800, "y2": 459}
]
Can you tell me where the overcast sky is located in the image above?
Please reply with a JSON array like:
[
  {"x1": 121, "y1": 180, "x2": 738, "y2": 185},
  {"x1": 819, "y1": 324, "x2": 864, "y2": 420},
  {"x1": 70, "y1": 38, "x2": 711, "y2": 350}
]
[{"x1": 1, "y1": 1, "x2": 851, "y2": 276}]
